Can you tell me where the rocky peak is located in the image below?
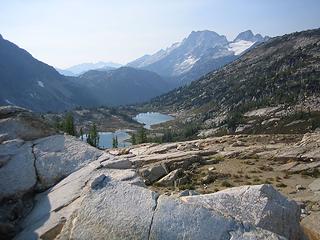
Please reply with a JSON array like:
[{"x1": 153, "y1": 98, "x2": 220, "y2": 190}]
[
  {"x1": 182, "y1": 30, "x2": 229, "y2": 49},
  {"x1": 234, "y1": 30, "x2": 266, "y2": 42}
]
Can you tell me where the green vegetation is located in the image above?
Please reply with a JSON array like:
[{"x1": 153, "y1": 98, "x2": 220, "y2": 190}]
[
  {"x1": 63, "y1": 113, "x2": 76, "y2": 136},
  {"x1": 86, "y1": 123, "x2": 99, "y2": 148},
  {"x1": 221, "y1": 181, "x2": 233, "y2": 187},
  {"x1": 137, "y1": 128, "x2": 147, "y2": 143},
  {"x1": 54, "y1": 113, "x2": 77, "y2": 136},
  {"x1": 112, "y1": 135, "x2": 118, "y2": 148}
]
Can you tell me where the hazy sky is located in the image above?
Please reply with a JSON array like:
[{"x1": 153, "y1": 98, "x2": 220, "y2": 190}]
[{"x1": 1, "y1": 0, "x2": 319, "y2": 68}]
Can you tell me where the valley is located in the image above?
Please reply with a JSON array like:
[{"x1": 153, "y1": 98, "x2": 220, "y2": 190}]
[{"x1": 0, "y1": 5, "x2": 320, "y2": 238}]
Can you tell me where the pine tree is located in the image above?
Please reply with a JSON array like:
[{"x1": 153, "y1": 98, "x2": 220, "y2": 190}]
[
  {"x1": 131, "y1": 133, "x2": 136, "y2": 145},
  {"x1": 80, "y1": 127, "x2": 84, "y2": 141},
  {"x1": 112, "y1": 135, "x2": 118, "y2": 148},
  {"x1": 87, "y1": 123, "x2": 99, "y2": 148},
  {"x1": 63, "y1": 113, "x2": 76, "y2": 136},
  {"x1": 137, "y1": 128, "x2": 147, "y2": 143}
]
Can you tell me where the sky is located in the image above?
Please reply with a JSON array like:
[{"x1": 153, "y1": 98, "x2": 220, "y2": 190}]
[{"x1": 0, "y1": 0, "x2": 319, "y2": 69}]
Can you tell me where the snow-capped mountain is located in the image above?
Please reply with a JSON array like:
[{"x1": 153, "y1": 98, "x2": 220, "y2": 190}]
[
  {"x1": 229, "y1": 30, "x2": 270, "y2": 55},
  {"x1": 127, "y1": 30, "x2": 269, "y2": 84}
]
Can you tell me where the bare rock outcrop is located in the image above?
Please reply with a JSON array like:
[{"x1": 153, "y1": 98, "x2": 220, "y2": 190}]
[
  {"x1": 0, "y1": 106, "x2": 55, "y2": 141},
  {"x1": 33, "y1": 134, "x2": 103, "y2": 190},
  {"x1": 181, "y1": 185, "x2": 301, "y2": 240}
]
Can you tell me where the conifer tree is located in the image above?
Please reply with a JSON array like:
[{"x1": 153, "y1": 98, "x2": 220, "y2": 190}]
[
  {"x1": 131, "y1": 133, "x2": 136, "y2": 145},
  {"x1": 137, "y1": 127, "x2": 147, "y2": 143},
  {"x1": 63, "y1": 113, "x2": 76, "y2": 136},
  {"x1": 87, "y1": 123, "x2": 99, "y2": 147},
  {"x1": 112, "y1": 135, "x2": 118, "y2": 148}
]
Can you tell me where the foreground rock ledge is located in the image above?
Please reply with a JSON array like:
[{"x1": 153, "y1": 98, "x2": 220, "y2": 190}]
[
  {"x1": 0, "y1": 106, "x2": 306, "y2": 239},
  {"x1": 15, "y1": 168, "x2": 301, "y2": 240}
]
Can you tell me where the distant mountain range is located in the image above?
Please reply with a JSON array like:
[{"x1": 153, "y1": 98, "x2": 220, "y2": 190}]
[
  {"x1": 128, "y1": 30, "x2": 269, "y2": 85},
  {"x1": 0, "y1": 34, "x2": 171, "y2": 111},
  {"x1": 56, "y1": 61, "x2": 122, "y2": 76}
]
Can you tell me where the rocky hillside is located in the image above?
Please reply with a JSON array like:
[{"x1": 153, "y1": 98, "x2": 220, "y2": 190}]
[
  {"x1": 128, "y1": 30, "x2": 268, "y2": 85},
  {"x1": 146, "y1": 28, "x2": 320, "y2": 134},
  {"x1": 2, "y1": 105, "x2": 318, "y2": 239}
]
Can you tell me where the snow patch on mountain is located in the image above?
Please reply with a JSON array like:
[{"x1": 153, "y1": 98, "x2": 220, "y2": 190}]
[
  {"x1": 174, "y1": 56, "x2": 199, "y2": 75},
  {"x1": 37, "y1": 81, "x2": 45, "y2": 88},
  {"x1": 131, "y1": 42, "x2": 181, "y2": 68},
  {"x1": 5, "y1": 99, "x2": 14, "y2": 105},
  {"x1": 228, "y1": 40, "x2": 256, "y2": 55}
]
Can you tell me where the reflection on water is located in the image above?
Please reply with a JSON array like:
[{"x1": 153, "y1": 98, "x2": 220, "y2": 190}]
[{"x1": 133, "y1": 112, "x2": 174, "y2": 129}]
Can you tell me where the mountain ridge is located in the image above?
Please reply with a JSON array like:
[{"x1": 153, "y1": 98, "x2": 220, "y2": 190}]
[{"x1": 127, "y1": 29, "x2": 269, "y2": 85}]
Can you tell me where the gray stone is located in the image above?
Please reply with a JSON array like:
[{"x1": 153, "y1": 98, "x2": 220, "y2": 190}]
[
  {"x1": 156, "y1": 169, "x2": 184, "y2": 186},
  {"x1": 101, "y1": 158, "x2": 132, "y2": 169},
  {"x1": 33, "y1": 134, "x2": 103, "y2": 189},
  {"x1": 140, "y1": 163, "x2": 168, "y2": 184},
  {"x1": 15, "y1": 162, "x2": 144, "y2": 240},
  {"x1": 0, "y1": 106, "x2": 55, "y2": 141},
  {"x1": 57, "y1": 181, "x2": 158, "y2": 240},
  {"x1": 178, "y1": 190, "x2": 200, "y2": 197},
  {"x1": 181, "y1": 185, "x2": 301, "y2": 240},
  {"x1": 0, "y1": 142, "x2": 36, "y2": 200},
  {"x1": 149, "y1": 195, "x2": 236, "y2": 240}
]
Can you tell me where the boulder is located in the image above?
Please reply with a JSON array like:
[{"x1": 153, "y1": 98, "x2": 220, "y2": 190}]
[
  {"x1": 156, "y1": 169, "x2": 184, "y2": 186},
  {"x1": 0, "y1": 105, "x2": 55, "y2": 141},
  {"x1": 150, "y1": 195, "x2": 287, "y2": 240},
  {"x1": 57, "y1": 181, "x2": 158, "y2": 240},
  {"x1": 140, "y1": 164, "x2": 168, "y2": 184},
  {"x1": 33, "y1": 135, "x2": 103, "y2": 190},
  {"x1": 181, "y1": 184, "x2": 301, "y2": 240},
  {"x1": 15, "y1": 161, "x2": 145, "y2": 240},
  {"x1": 149, "y1": 195, "x2": 236, "y2": 240},
  {"x1": 0, "y1": 141, "x2": 36, "y2": 200}
]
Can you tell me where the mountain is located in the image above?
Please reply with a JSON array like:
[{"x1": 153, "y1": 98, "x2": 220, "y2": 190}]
[
  {"x1": 55, "y1": 68, "x2": 77, "y2": 76},
  {"x1": 0, "y1": 34, "x2": 97, "y2": 112},
  {"x1": 60, "y1": 61, "x2": 122, "y2": 76},
  {"x1": 128, "y1": 30, "x2": 269, "y2": 85},
  {"x1": 146, "y1": 28, "x2": 320, "y2": 133},
  {"x1": 74, "y1": 67, "x2": 172, "y2": 106}
]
